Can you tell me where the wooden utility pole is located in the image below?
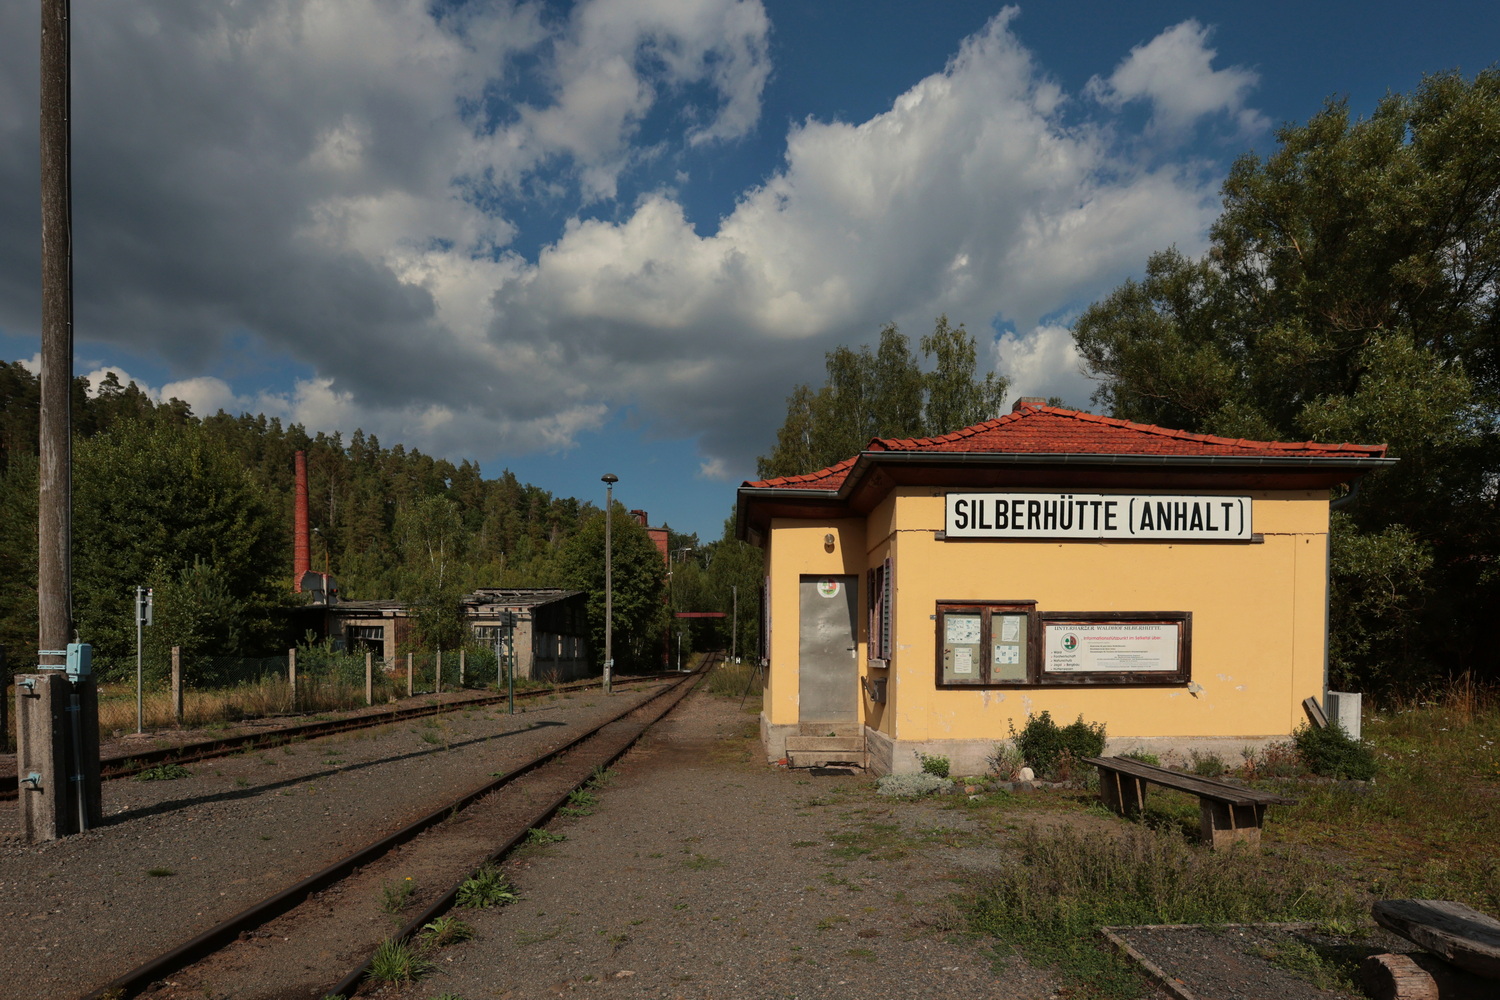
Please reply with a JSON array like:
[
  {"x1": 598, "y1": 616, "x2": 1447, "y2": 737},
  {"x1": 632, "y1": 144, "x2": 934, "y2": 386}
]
[
  {"x1": 38, "y1": 0, "x2": 71, "y2": 664},
  {"x1": 21, "y1": 0, "x2": 100, "y2": 841}
]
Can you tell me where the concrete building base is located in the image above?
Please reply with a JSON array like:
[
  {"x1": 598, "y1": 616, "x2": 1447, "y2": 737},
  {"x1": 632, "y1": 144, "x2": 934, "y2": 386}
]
[
  {"x1": 857, "y1": 730, "x2": 1291, "y2": 777},
  {"x1": 762, "y1": 716, "x2": 1288, "y2": 777}
]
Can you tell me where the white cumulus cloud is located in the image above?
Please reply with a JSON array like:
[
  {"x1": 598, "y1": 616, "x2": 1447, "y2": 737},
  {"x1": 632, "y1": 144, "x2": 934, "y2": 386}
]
[{"x1": 1085, "y1": 20, "x2": 1268, "y2": 137}]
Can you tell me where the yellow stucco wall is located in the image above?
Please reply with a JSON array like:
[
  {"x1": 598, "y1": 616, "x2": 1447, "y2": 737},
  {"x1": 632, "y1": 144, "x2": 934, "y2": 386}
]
[{"x1": 764, "y1": 489, "x2": 1329, "y2": 745}]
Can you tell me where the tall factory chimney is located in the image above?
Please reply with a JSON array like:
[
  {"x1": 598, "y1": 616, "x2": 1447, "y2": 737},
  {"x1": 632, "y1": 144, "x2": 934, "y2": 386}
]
[{"x1": 294, "y1": 450, "x2": 310, "y2": 591}]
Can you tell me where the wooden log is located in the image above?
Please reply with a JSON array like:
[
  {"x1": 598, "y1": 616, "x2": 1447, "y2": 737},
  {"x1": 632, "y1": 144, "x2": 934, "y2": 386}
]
[
  {"x1": 1373, "y1": 900, "x2": 1500, "y2": 980},
  {"x1": 1359, "y1": 952, "x2": 1493, "y2": 1000}
]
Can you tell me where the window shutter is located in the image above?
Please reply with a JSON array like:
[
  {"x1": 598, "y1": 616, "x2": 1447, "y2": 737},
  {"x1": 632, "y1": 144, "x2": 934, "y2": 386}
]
[{"x1": 880, "y1": 556, "x2": 893, "y2": 658}]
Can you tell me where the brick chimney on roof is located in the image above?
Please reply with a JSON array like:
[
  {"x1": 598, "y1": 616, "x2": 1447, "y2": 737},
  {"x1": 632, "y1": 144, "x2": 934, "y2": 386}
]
[{"x1": 1012, "y1": 397, "x2": 1047, "y2": 412}]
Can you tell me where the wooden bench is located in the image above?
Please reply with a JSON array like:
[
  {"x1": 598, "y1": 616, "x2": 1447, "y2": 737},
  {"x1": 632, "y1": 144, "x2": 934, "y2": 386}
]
[{"x1": 1083, "y1": 755, "x2": 1296, "y2": 850}]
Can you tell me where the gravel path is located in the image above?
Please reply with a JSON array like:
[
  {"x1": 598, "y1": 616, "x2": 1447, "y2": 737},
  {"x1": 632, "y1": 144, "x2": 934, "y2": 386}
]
[
  {"x1": 0, "y1": 685, "x2": 660, "y2": 1000},
  {"x1": 373, "y1": 686, "x2": 1060, "y2": 1000}
]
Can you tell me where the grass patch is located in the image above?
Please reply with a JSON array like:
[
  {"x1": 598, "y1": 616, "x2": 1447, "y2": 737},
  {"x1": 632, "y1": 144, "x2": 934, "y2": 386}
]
[
  {"x1": 1275, "y1": 699, "x2": 1500, "y2": 909},
  {"x1": 966, "y1": 825, "x2": 1364, "y2": 999},
  {"x1": 367, "y1": 937, "x2": 433, "y2": 983},
  {"x1": 705, "y1": 659, "x2": 761, "y2": 697},
  {"x1": 146, "y1": 867, "x2": 174, "y2": 877},
  {"x1": 558, "y1": 788, "x2": 599, "y2": 818},
  {"x1": 136, "y1": 762, "x2": 192, "y2": 781},
  {"x1": 526, "y1": 828, "x2": 565, "y2": 845},
  {"x1": 1247, "y1": 934, "x2": 1362, "y2": 993},
  {"x1": 682, "y1": 853, "x2": 724, "y2": 870}
]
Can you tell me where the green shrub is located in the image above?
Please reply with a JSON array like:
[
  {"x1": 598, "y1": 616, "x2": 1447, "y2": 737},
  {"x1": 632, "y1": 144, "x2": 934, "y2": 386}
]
[
  {"x1": 917, "y1": 752, "x2": 951, "y2": 778},
  {"x1": 1119, "y1": 750, "x2": 1160, "y2": 766},
  {"x1": 1293, "y1": 722, "x2": 1377, "y2": 780},
  {"x1": 1011, "y1": 712, "x2": 1107, "y2": 779},
  {"x1": 1189, "y1": 750, "x2": 1227, "y2": 777}
]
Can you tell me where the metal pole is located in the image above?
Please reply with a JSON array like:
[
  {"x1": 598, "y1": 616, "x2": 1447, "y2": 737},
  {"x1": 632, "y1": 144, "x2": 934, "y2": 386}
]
[
  {"x1": 135, "y1": 587, "x2": 143, "y2": 734},
  {"x1": 601, "y1": 474, "x2": 617, "y2": 695},
  {"x1": 506, "y1": 615, "x2": 515, "y2": 714},
  {"x1": 37, "y1": 0, "x2": 72, "y2": 671},
  {"x1": 732, "y1": 585, "x2": 738, "y2": 662}
]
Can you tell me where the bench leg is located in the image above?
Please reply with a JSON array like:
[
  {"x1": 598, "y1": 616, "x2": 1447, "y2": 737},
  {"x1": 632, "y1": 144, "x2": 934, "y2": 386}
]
[
  {"x1": 1098, "y1": 771, "x2": 1147, "y2": 817},
  {"x1": 1199, "y1": 800, "x2": 1266, "y2": 850}
]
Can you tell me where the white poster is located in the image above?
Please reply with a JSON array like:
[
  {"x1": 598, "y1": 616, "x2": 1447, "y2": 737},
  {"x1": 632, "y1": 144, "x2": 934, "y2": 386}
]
[
  {"x1": 945, "y1": 616, "x2": 981, "y2": 644},
  {"x1": 1044, "y1": 623, "x2": 1180, "y2": 673},
  {"x1": 952, "y1": 647, "x2": 974, "y2": 674}
]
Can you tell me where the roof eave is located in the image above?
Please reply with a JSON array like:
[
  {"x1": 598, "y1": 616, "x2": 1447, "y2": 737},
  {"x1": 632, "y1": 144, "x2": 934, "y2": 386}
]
[{"x1": 736, "y1": 451, "x2": 1397, "y2": 542}]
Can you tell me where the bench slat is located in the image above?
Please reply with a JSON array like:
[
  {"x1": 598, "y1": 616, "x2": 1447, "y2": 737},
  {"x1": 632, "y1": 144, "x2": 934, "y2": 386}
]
[{"x1": 1082, "y1": 756, "x2": 1296, "y2": 806}]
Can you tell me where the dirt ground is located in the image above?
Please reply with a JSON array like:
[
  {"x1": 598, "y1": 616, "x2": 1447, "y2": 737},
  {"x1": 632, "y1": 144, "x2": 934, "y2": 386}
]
[
  {"x1": 0, "y1": 678, "x2": 1429, "y2": 999},
  {"x1": 373, "y1": 684, "x2": 1063, "y2": 1000}
]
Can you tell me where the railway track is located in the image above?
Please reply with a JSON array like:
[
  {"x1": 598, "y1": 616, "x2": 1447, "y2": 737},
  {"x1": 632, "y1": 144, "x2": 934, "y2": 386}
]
[
  {"x1": 82, "y1": 657, "x2": 713, "y2": 1000},
  {"x1": 0, "y1": 671, "x2": 666, "y2": 800}
]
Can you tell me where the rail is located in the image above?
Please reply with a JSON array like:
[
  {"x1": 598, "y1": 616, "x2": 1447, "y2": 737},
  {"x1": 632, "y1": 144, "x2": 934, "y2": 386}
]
[{"x1": 82, "y1": 657, "x2": 714, "y2": 1000}]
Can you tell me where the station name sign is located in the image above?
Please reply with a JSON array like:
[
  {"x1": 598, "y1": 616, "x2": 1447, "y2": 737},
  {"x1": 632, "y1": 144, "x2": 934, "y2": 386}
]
[{"x1": 945, "y1": 492, "x2": 1252, "y2": 541}]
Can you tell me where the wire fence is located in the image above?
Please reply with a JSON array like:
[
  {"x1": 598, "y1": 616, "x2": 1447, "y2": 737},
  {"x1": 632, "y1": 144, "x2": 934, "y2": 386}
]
[{"x1": 83, "y1": 644, "x2": 511, "y2": 737}]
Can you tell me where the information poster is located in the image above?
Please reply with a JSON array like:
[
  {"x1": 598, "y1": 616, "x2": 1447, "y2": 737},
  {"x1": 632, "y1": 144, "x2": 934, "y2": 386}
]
[
  {"x1": 941, "y1": 612, "x2": 983, "y2": 683},
  {"x1": 1043, "y1": 622, "x2": 1179, "y2": 673}
]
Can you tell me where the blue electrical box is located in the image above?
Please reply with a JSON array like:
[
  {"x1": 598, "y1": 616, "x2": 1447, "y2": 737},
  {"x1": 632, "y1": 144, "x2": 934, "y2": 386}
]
[{"x1": 65, "y1": 642, "x2": 92, "y2": 681}]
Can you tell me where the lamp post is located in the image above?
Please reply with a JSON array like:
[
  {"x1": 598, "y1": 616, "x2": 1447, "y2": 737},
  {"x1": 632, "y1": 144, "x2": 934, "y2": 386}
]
[{"x1": 601, "y1": 473, "x2": 618, "y2": 695}]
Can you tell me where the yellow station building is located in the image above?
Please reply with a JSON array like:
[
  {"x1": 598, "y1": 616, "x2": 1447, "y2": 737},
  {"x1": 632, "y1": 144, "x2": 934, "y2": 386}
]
[{"x1": 735, "y1": 401, "x2": 1392, "y2": 774}]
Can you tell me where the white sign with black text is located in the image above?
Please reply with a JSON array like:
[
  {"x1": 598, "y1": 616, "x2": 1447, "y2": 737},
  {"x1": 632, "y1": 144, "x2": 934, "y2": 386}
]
[
  {"x1": 945, "y1": 492, "x2": 1251, "y2": 541},
  {"x1": 1044, "y1": 623, "x2": 1180, "y2": 674}
]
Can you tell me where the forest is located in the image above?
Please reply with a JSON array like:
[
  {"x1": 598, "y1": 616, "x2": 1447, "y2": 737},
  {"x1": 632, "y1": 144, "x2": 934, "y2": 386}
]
[{"x1": 0, "y1": 363, "x2": 763, "y2": 680}]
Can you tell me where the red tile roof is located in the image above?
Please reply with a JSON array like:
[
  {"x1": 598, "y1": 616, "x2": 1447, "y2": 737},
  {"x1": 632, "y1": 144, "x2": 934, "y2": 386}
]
[{"x1": 744, "y1": 403, "x2": 1388, "y2": 490}]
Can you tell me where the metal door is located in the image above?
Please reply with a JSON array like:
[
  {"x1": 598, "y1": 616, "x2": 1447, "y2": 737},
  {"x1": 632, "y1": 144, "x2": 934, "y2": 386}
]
[{"x1": 798, "y1": 575, "x2": 858, "y2": 725}]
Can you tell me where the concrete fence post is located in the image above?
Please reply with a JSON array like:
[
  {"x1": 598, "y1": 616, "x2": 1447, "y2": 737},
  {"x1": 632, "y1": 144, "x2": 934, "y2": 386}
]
[
  {"x1": 435, "y1": 648, "x2": 442, "y2": 694},
  {"x1": 17, "y1": 672, "x2": 101, "y2": 841},
  {"x1": 459, "y1": 649, "x2": 466, "y2": 689},
  {"x1": 406, "y1": 653, "x2": 413, "y2": 697},
  {"x1": 170, "y1": 646, "x2": 183, "y2": 725},
  {"x1": 365, "y1": 651, "x2": 373, "y2": 705},
  {"x1": 288, "y1": 648, "x2": 297, "y2": 712}
]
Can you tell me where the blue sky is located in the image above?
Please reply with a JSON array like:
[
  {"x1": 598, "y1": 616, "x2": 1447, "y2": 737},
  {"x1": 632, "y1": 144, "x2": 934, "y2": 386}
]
[{"x1": 0, "y1": 1, "x2": 1495, "y2": 543}]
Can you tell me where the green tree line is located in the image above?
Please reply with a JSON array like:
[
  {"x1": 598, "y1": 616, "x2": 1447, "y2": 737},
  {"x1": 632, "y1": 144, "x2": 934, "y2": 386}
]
[
  {"x1": 0, "y1": 365, "x2": 713, "y2": 680},
  {"x1": 1073, "y1": 70, "x2": 1499, "y2": 694}
]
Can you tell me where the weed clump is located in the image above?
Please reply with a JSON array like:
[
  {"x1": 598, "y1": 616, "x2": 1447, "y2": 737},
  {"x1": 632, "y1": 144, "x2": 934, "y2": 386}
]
[
  {"x1": 367, "y1": 937, "x2": 433, "y2": 983},
  {"x1": 456, "y1": 863, "x2": 519, "y2": 908},
  {"x1": 916, "y1": 752, "x2": 951, "y2": 778},
  {"x1": 1293, "y1": 722, "x2": 1377, "y2": 780},
  {"x1": 876, "y1": 772, "x2": 953, "y2": 798},
  {"x1": 1010, "y1": 712, "x2": 1107, "y2": 779},
  {"x1": 136, "y1": 762, "x2": 192, "y2": 781},
  {"x1": 986, "y1": 741, "x2": 1024, "y2": 778}
]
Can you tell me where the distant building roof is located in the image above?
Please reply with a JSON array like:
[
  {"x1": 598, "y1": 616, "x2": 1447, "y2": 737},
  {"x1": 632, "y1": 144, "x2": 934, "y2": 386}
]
[{"x1": 462, "y1": 589, "x2": 585, "y2": 609}]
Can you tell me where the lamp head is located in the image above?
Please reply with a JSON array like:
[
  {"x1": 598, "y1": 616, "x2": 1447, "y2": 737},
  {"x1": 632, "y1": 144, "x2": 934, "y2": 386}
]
[{"x1": 601, "y1": 473, "x2": 619, "y2": 485}]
